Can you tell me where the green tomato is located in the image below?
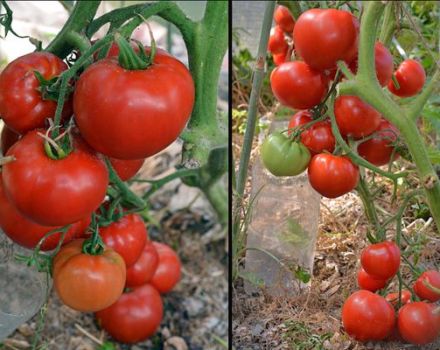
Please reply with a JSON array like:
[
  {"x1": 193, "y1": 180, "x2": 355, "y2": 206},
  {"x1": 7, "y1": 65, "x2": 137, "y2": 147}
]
[{"x1": 261, "y1": 132, "x2": 311, "y2": 176}]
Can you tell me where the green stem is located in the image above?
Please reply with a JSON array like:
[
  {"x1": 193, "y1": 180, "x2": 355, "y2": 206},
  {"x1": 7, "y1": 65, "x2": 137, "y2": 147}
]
[
  {"x1": 379, "y1": 1, "x2": 395, "y2": 47},
  {"x1": 115, "y1": 34, "x2": 148, "y2": 70},
  {"x1": 408, "y1": 67, "x2": 440, "y2": 121},
  {"x1": 356, "y1": 176, "x2": 381, "y2": 235},
  {"x1": 203, "y1": 180, "x2": 228, "y2": 227}
]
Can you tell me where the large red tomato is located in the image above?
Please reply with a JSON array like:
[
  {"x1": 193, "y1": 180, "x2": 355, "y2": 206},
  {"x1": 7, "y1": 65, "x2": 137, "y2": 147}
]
[
  {"x1": 0, "y1": 52, "x2": 72, "y2": 134},
  {"x1": 357, "y1": 118, "x2": 399, "y2": 166},
  {"x1": 270, "y1": 61, "x2": 328, "y2": 110},
  {"x1": 53, "y1": 239, "x2": 126, "y2": 312},
  {"x1": 307, "y1": 154, "x2": 359, "y2": 198},
  {"x1": 342, "y1": 290, "x2": 395, "y2": 341},
  {"x1": 109, "y1": 157, "x2": 144, "y2": 181},
  {"x1": 361, "y1": 241, "x2": 400, "y2": 280},
  {"x1": 126, "y1": 242, "x2": 159, "y2": 288},
  {"x1": 0, "y1": 126, "x2": 20, "y2": 155},
  {"x1": 388, "y1": 59, "x2": 426, "y2": 97},
  {"x1": 274, "y1": 5, "x2": 295, "y2": 33},
  {"x1": 268, "y1": 26, "x2": 288, "y2": 55},
  {"x1": 334, "y1": 96, "x2": 382, "y2": 138},
  {"x1": 293, "y1": 9, "x2": 359, "y2": 70},
  {"x1": 0, "y1": 175, "x2": 90, "y2": 251},
  {"x1": 414, "y1": 270, "x2": 440, "y2": 302},
  {"x1": 95, "y1": 284, "x2": 163, "y2": 344},
  {"x1": 74, "y1": 48, "x2": 194, "y2": 159},
  {"x1": 2, "y1": 129, "x2": 109, "y2": 226},
  {"x1": 398, "y1": 302, "x2": 440, "y2": 345},
  {"x1": 288, "y1": 110, "x2": 335, "y2": 154},
  {"x1": 100, "y1": 213, "x2": 147, "y2": 267},
  {"x1": 151, "y1": 242, "x2": 181, "y2": 294},
  {"x1": 357, "y1": 268, "x2": 387, "y2": 292}
]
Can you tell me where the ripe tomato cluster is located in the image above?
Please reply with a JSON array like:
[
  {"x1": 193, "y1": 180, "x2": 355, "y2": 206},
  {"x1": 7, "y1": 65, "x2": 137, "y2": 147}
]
[
  {"x1": 263, "y1": 6, "x2": 426, "y2": 200},
  {"x1": 342, "y1": 240, "x2": 440, "y2": 345},
  {"x1": 0, "y1": 38, "x2": 192, "y2": 344}
]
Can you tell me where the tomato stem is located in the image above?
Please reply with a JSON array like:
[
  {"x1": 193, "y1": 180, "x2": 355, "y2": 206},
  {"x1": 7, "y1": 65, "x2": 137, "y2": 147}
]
[{"x1": 115, "y1": 34, "x2": 149, "y2": 70}]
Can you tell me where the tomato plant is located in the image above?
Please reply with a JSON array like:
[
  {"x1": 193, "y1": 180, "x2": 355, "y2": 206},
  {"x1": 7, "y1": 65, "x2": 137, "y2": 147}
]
[
  {"x1": 126, "y1": 242, "x2": 159, "y2": 288},
  {"x1": 361, "y1": 241, "x2": 400, "y2": 280},
  {"x1": 0, "y1": 125, "x2": 20, "y2": 155},
  {"x1": 109, "y1": 158, "x2": 145, "y2": 181},
  {"x1": 274, "y1": 5, "x2": 295, "y2": 33},
  {"x1": 268, "y1": 26, "x2": 288, "y2": 55},
  {"x1": 414, "y1": 270, "x2": 440, "y2": 302},
  {"x1": 385, "y1": 290, "x2": 411, "y2": 306},
  {"x1": 357, "y1": 268, "x2": 387, "y2": 292},
  {"x1": 150, "y1": 242, "x2": 181, "y2": 294},
  {"x1": 388, "y1": 59, "x2": 426, "y2": 97}
]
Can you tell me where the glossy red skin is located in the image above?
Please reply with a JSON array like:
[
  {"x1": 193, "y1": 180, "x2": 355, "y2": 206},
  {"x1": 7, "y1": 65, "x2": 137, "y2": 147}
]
[
  {"x1": 386, "y1": 290, "x2": 411, "y2": 306},
  {"x1": 0, "y1": 175, "x2": 90, "y2": 250},
  {"x1": 95, "y1": 284, "x2": 163, "y2": 344},
  {"x1": 268, "y1": 26, "x2": 288, "y2": 55},
  {"x1": 151, "y1": 242, "x2": 181, "y2": 294},
  {"x1": 342, "y1": 290, "x2": 395, "y2": 341},
  {"x1": 74, "y1": 49, "x2": 195, "y2": 159},
  {"x1": 349, "y1": 42, "x2": 393, "y2": 87},
  {"x1": 288, "y1": 110, "x2": 335, "y2": 154},
  {"x1": 334, "y1": 95, "x2": 382, "y2": 139},
  {"x1": 2, "y1": 130, "x2": 109, "y2": 226},
  {"x1": 388, "y1": 59, "x2": 426, "y2": 97},
  {"x1": 270, "y1": 61, "x2": 328, "y2": 110},
  {"x1": 307, "y1": 154, "x2": 359, "y2": 198},
  {"x1": 293, "y1": 9, "x2": 359, "y2": 70},
  {"x1": 0, "y1": 125, "x2": 20, "y2": 155},
  {"x1": 0, "y1": 52, "x2": 72, "y2": 134},
  {"x1": 361, "y1": 241, "x2": 400, "y2": 280},
  {"x1": 414, "y1": 270, "x2": 440, "y2": 302},
  {"x1": 357, "y1": 268, "x2": 387, "y2": 292},
  {"x1": 100, "y1": 213, "x2": 147, "y2": 268},
  {"x1": 274, "y1": 5, "x2": 295, "y2": 33},
  {"x1": 109, "y1": 157, "x2": 144, "y2": 181},
  {"x1": 358, "y1": 118, "x2": 399, "y2": 166},
  {"x1": 273, "y1": 50, "x2": 288, "y2": 66},
  {"x1": 398, "y1": 302, "x2": 440, "y2": 345},
  {"x1": 126, "y1": 242, "x2": 159, "y2": 288}
]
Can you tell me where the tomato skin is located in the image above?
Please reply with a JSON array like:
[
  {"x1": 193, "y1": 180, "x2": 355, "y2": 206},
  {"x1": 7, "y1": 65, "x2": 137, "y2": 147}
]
[
  {"x1": 293, "y1": 9, "x2": 359, "y2": 70},
  {"x1": 357, "y1": 119, "x2": 399, "y2": 166},
  {"x1": 53, "y1": 239, "x2": 126, "y2": 312},
  {"x1": 2, "y1": 129, "x2": 109, "y2": 226},
  {"x1": 288, "y1": 110, "x2": 335, "y2": 154},
  {"x1": 307, "y1": 154, "x2": 359, "y2": 198},
  {"x1": 357, "y1": 268, "x2": 387, "y2": 292},
  {"x1": 100, "y1": 214, "x2": 147, "y2": 268},
  {"x1": 414, "y1": 270, "x2": 440, "y2": 302},
  {"x1": 270, "y1": 61, "x2": 328, "y2": 109},
  {"x1": 74, "y1": 49, "x2": 194, "y2": 160},
  {"x1": 261, "y1": 132, "x2": 311, "y2": 177},
  {"x1": 274, "y1": 5, "x2": 295, "y2": 33},
  {"x1": 151, "y1": 242, "x2": 181, "y2": 294},
  {"x1": 334, "y1": 96, "x2": 382, "y2": 139},
  {"x1": 361, "y1": 241, "x2": 400, "y2": 280},
  {"x1": 342, "y1": 290, "x2": 395, "y2": 341},
  {"x1": 0, "y1": 126, "x2": 20, "y2": 155},
  {"x1": 109, "y1": 157, "x2": 144, "y2": 181},
  {"x1": 268, "y1": 26, "x2": 288, "y2": 55},
  {"x1": 385, "y1": 290, "x2": 411, "y2": 306},
  {"x1": 95, "y1": 284, "x2": 163, "y2": 344},
  {"x1": 126, "y1": 242, "x2": 159, "y2": 288},
  {"x1": 0, "y1": 52, "x2": 72, "y2": 134},
  {"x1": 388, "y1": 59, "x2": 426, "y2": 97},
  {"x1": 273, "y1": 50, "x2": 289, "y2": 66},
  {"x1": 398, "y1": 302, "x2": 440, "y2": 345}
]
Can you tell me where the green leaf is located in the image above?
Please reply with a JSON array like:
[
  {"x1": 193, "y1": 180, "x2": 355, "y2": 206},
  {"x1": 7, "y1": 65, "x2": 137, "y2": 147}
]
[
  {"x1": 279, "y1": 218, "x2": 309, "y2": 246},
  {"x1": 294, "y1": 266, "x2": 311, "y2": 284},
  {"x1": 98, "y1": 342, "x2": 117, "y2": 350}
]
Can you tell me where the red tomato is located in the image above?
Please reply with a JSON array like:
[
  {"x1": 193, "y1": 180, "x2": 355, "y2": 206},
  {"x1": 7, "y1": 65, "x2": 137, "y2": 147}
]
[
  {"x1": 334, "y1": 95, "x2": 382, "y2": 139},
  {"x1": 53, "y1": 239, "x2": 126, "y2": 312},
  {"x1": 100, "y1": 213, "x2": 147, "y2": 268},
  {"x1": 307, "y1": 154, "x2": 359, "y2": 198},
  {"x1": 274, "y1": 5, "x2": 295, "y2": 33},
  {"x1": 268, "y1": 26, "x2": 288, "y2": 55},
  {"x1": 361, "y1": 241, "x2": 400, "y2": 280},
  {"x1": 349, "y1": 42, "x2": 393, "y2": 86},
  {"x1": 385, "y1": 290, "x2": 411, "y2": 306},
  {"x1": 74, "y1": 48, "x2": 194, "y2": 160},
  {"x1": 270, "y1": 61, "x2": 328, "y2": 110},
  {"x1": 293, "y1": 9, "x2": 359, "y2": 70},
  {"x1": 0, "y1": 175, "x2": 90, "y2": 251},
  {"x1": 398, "y1": 302, "x2": 440, "y2": 345},
  {"x1": 126, "y1": 242, "x2": 159, "y2": 288},
  {"x1": 288, "y1": 110, "x2": 335, "y2": 154},
  {"x1": 342, "y1": 290, "x2": 395, "y2": 341},
  {"x1": 357, "y1": 268, "x2": 387, "y2": 292},
  {"x1": 414, "y1": 270, "x2": 440, "y2": 302},
  {"x1": 0, "y1": 126, "x2": 20, "y2": 155},
  {"x1": 151, "y1": 242, "x2": 181, "y2": 293},
  {"x1": 95, "y1": 284, "x2": 163, "y2": 344},
  {"x1": 0, "y1": 52, "x2": 72, "y2": 134},
  {"x1": 273, "y1": 51, "x2": 288, "y2": 66},
  {"x1": 388, "y1": 59, "x2": 426, "y2": 97},
  {"x1": 2, "y1": 129, "x2": 109, "y2": 226},
  {"x1": 357, "y1": 118, "x2": 399, "y2": 166},
  {"x1": 109, "y1": 157, "x2": 144, "y2": 181}
]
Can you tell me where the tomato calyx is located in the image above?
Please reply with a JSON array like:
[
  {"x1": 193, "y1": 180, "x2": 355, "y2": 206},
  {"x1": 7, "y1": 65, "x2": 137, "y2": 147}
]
[
  {"x1": 38, "y1": 127, "x2": 72, "y2": 160},
  {"x1": 115, "y1": 33, "x2": 156, "y2": 70},
  {"x1": 82, "y1": 214, "x2": 105, "y2": 255}
]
